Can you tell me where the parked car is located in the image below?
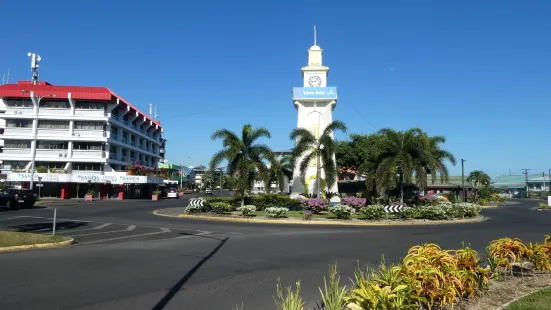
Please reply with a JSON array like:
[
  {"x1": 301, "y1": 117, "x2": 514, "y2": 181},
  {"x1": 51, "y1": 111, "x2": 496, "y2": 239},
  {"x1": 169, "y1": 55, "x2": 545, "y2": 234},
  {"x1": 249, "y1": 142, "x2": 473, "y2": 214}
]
[
  {"x1": 0, "y1": 188, "x2": 37, "y2": 209},
  {"x1": 167, "y1": 188, "x2": 179, "y2": 199},
  {"x1": 205, "y1": 188, "x2": 213, "y2": 195}
]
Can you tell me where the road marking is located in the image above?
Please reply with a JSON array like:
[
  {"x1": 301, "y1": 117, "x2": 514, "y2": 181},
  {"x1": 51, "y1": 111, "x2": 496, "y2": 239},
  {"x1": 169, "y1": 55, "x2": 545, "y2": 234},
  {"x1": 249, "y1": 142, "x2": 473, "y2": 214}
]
[
  {"x1": 78, "y1": 228, "x2": 171, "y2": 245},
  {"x1": 0, "y1": 216, "x2": 25, "y2": 221},
  {"x1": 169, "y1": 230, "x2": 212, "y2": 240},
  {"x1": 71, "y1": 225, "x2": 137, "y2": 237},
  {"x1": 57, "y1": 223, "x2": 113, "y2": 234}
]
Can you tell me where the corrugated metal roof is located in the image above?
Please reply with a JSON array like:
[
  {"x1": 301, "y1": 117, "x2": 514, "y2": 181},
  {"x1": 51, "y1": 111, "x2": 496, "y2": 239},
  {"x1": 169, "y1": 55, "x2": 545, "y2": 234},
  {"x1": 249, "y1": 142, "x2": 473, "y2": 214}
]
[{"x1": 0, "y1": 81, "x2": 162, "y2": 128}]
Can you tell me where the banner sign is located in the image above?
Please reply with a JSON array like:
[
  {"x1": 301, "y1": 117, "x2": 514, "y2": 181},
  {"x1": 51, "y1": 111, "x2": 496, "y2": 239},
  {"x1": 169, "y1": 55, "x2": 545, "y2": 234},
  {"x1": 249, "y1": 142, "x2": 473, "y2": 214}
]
[
  {"x1": 5, "y1": 173, "x2": 164, "y2": 184},
  {"x1": 292, "y1": 87, "x2": 338, "y2": 100}
]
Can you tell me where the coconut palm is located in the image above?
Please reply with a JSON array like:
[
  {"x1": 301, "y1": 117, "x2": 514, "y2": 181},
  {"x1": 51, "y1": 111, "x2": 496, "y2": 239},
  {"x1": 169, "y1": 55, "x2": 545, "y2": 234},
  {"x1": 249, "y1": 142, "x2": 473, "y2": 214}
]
[
  {"x1": 264, "y1": 155, "x2": 293, "y2": 193},
  {"x1": 416, "y1": 134, "x2": 457, "y2": 191},
  {"x1": 467, "y1": 170, "x2": 491, "y2": 188},
  {"x1": 374, "y1": 128, "x2": 426, "y2": 203},
  {"x1": 290, "y1": 120, "x2": 347, "y2": 198},
  {"x1": 209, "y1": 124, "x2": 272, "y2": 207}
]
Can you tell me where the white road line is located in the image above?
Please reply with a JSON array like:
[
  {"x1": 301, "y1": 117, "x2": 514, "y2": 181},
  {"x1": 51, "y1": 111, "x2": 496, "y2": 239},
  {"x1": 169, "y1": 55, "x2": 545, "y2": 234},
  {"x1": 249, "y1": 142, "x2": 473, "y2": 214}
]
[
  {"x1": 57, "y1": 223, "x2": 113, "y2": 234},
  {"x1": 71, "y1": 225, "x2": 137, "y2": 237},
  {"x1": 169, "y1": 230, "x2": 212, "y2": 240},
  {"x1": 0, "y1": 216, "x2": 25, "y2": 221},
  {"x1": 78, "y1": 228, "x2": 171, "y2": 245},
  {"x1": 15, "y1": 216, "x2": 91, "y2": 223}
]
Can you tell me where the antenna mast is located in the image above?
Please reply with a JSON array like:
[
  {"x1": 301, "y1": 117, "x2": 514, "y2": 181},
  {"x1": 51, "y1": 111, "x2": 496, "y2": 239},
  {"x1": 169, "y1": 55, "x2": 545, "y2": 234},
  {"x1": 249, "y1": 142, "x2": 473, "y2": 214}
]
[
  {"x1": 149, "y1": 103, "x2": 153, "y2": 117},
  {"x1": 27, "y1": 52, "x2": 41, "y2": 85},
  {"x1": 314, "y1": 25, "x2": 317, "y2": 45}
]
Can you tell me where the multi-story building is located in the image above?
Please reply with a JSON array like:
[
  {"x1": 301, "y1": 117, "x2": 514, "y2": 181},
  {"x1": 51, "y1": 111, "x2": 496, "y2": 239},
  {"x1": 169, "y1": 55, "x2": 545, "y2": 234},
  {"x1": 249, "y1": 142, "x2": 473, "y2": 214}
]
[{"x1": 0, "y1": 80, "x2": 165, "y2": 199}]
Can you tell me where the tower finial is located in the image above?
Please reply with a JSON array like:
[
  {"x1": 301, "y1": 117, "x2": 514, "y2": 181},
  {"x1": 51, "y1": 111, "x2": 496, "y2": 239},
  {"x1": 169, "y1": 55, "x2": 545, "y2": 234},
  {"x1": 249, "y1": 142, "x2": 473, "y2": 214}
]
[{"x1": 314, "y1": 25, "x2": 317, "y2": 46}]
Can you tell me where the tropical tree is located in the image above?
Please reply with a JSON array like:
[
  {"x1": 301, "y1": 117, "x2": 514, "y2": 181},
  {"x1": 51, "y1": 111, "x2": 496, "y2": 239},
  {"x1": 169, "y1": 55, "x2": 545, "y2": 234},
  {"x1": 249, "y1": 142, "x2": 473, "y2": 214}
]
[
  {"x1": 371, "y1": 128, "x2": 427, "y2": 203},
  {"x1": 209, "y1": 124, "x2": 273, "y2": 207},
  {"x1": 263, "y1": 155, "x2": 293, "y2": 193},
  {"x1": 416, "y1": 133, "x2": 457, "y2": 191},
  {"x1": 290, "y1": 120, "x2": 347, "y2": 198},
  {"x1": 467, "y1": 170, "x2": 491, "y2": 188}
]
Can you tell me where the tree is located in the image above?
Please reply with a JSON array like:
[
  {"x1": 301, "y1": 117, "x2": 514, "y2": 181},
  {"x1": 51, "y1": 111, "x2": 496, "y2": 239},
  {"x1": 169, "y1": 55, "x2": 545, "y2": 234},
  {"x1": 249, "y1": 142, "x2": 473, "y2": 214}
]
[
  {"x1": 209, "y1": 124, "x2": 273, "y2": 207},
  {"x1": 373, "y1": 128, "x2": 426, "y2": 203},
  {"x1": 416, "y1": 134, "x2": 457, "y2": 191},
  {"x1": 264, "y1": 155, "x2": 293, "y2": 193},
  {"x1": 467, "y1": 170, "x2": 492, "y2": 199},
  {"x1": 290, "y1": 120, "x2": 347, "y2": 198}
]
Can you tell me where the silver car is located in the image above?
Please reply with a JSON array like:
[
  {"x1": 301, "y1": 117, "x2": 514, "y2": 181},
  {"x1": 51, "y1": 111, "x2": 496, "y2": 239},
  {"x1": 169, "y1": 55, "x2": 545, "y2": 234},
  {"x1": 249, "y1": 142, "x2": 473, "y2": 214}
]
[{"x1": 167, "y1": 188, "x2": 179, "y2": 199}]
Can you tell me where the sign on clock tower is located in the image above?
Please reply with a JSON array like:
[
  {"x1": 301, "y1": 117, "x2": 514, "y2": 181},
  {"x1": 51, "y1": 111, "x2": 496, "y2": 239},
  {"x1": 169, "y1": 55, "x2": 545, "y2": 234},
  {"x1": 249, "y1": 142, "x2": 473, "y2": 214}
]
[{"x1": 291, "y1": 27, "x2": 338, "y2": 198}]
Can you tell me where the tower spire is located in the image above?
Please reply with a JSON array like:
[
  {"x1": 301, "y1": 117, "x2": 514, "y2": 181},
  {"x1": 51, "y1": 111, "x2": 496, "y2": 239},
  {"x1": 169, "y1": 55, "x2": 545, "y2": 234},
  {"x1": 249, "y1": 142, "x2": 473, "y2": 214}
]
[{"x1": 314, "y1": 25, "x2": 317, "y2": 46}]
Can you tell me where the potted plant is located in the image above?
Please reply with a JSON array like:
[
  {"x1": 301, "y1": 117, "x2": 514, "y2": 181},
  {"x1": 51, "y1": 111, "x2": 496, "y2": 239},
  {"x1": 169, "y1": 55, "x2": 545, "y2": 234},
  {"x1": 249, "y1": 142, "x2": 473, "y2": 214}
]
[
  {"x1": 85, "y1": 189, "x2": 95, "y2": 201},
  {"x1": 152, "y1": 189, "x2": 161, "y2": 201}
]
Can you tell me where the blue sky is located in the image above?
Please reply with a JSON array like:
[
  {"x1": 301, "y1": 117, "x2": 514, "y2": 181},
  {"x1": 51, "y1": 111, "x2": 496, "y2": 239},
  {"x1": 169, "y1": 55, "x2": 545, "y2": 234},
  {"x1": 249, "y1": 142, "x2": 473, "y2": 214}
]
[{"x1": 2, "y1": 1, "x2": 551, "y2": 179}]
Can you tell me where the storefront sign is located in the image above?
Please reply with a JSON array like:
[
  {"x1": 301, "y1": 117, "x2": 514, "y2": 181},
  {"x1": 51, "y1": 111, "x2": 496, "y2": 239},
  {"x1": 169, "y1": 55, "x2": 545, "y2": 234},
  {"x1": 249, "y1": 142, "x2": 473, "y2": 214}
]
[
  {"x1": 7, "y1": 173, "x2": 68, "y2": 182},
  {"x1": 5, "y1": 172, "x2": 165, "y2": 185},
  {"x1": 73, "y1": 174, "x2": 118, "y2": 183}
]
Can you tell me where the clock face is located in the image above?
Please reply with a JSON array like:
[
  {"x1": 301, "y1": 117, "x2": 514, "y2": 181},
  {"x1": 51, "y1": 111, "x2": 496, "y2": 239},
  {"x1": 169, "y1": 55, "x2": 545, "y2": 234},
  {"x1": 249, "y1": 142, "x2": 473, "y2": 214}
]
[{"x1": 308, "y1": 75, "x2": 322, "y2": 87}]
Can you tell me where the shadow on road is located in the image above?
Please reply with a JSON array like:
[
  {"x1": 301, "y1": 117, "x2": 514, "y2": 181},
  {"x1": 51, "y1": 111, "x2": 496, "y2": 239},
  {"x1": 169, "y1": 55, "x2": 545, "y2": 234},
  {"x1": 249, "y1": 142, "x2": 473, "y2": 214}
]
[
  {"x1": 8, "y1": 221, "x2": 88, "y2": 232},
  {"x1": 152, "y1": 236, "x2": 229, "y2": 310}
]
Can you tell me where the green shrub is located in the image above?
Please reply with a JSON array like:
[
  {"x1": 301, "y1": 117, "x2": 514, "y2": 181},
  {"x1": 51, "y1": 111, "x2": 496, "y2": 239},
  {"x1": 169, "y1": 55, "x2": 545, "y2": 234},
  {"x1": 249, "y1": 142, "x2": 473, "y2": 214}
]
[
  {"x1": 237, "y1": 205, "x2": 257, "y2": 216},
  {"x1": 539, "y1": 202, "x2": 548, "y2": 210},
  {"x1": 265, "y1": 207, "x2": 289, "y2": 218},
  {"x1": 210, "y1": 202, "x2": 232, "y2": 214},
  {"x1": 249, "y1": 194, "x2": 302, "y2": 211},
  {"x1": 398, "y1": 207, "x2": 417, "y2": 219},
  {"x1": 329, "y1": 204, "x2": 355, "y2": 219},
  {"x1": 204, "y1": 197, "x2": 237, "y2": 210},
  {"x1": 417, "y1": 205, "x2": 447, "y2": 220},
  {"x1": 186, "y1": 204, "x2": 203, "y2": 213},
  {"x1": 360, "y1": 204, "x2": 386, "y2": 220}
]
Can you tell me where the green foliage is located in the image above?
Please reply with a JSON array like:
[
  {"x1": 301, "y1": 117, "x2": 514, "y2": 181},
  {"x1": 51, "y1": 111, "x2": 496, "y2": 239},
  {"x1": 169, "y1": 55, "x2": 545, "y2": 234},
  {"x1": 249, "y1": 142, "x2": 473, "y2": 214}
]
[
  {"x1": 86, "y1": 188, "x2": 96, "y2": 196},
  {"x1": 467, "y1": 170, "x2": 492, "y2": 188},
  {"x1": 265, "y1": 207, "x2": 289, "y2": 218},
  {"x1": 237, "y1": 205, "x2": 256, "y2": 216},
  {"x1": 264, "y1": 155, "x2": 293, "y2": 193},
  {"x1": 209, "y1": 124, "x2": 273, "y2": 206},
  {"x1": 273, "y1": 279, "x2": 305, "y2": 310},
  {"x1": 209, "y1": 202, "x2": 232, "y2": 214},
  {"x1": 186, "y1": 204, "x2": 203, "y2": 213},
  {"x1": 398, "y1": 207, "x2": 417, "y2": 219},
  {"x1": 290, "y1": 120, "x2": 347, "y2": 198},
  {"x1": 329, "y1": 204, "x2": 355, "y2": 219},
  {"x1": 360, "y1": 204, "x2": 386, "y2": 220},
  {"x1": 318, "y1": 264, "x2": 348, "y2": 310},
  {"x1": 249, "y1": 194, "x2": 302, "y2": 211},
  {"x1": 539, "y1": 202, "x2": 549, "y2": 210}
]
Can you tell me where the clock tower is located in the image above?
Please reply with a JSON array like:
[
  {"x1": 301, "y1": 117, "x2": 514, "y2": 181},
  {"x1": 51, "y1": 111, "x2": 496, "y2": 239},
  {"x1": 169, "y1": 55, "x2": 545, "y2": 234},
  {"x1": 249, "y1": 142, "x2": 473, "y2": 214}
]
[{"x1": 291, "y1": 27, "x2": 338, "y2": 198}]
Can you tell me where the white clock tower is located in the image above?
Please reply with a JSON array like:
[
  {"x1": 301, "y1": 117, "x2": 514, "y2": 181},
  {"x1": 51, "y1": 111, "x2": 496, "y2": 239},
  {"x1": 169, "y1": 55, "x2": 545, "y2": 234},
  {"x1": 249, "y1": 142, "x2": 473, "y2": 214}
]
[{"x1": 291, "y1": 27, "x2": 338, "y2": 198}]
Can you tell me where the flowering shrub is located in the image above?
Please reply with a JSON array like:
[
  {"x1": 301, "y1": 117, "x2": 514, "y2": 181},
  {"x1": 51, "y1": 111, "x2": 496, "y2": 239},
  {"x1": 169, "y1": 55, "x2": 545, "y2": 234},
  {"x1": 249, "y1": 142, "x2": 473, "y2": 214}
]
[
  {"x1": 303, "y1": 210, "x2": 313, "y2": 220},
  {"x1": 360, "y1": 204, "x2": 386, "y2": 220},
  {"x1": 451, "y1": 202, "x2": 482, "y2": 218},
  {"x1": 237, "y1": 205, "x2": 256, "y2": 216},
  {"x1": 300, "y1": 198, "x2": 328, "y2": 214},
  {"x1": 210, "y1": 202, "x2": 232, "y2": 214},
  {"x1": 417, "y1": 205, "x2": 447, "y2": 220},
  {"x1": 398, "y1": 207, "x2": 417, "y2": 219},
  {"x1": 341, "y1": 197, "x2": 367, "y2": 209},
  {"x1": 265, "y1": 207, "x2": 289, "y2": 218},
  {"x1": 186, "y1": 204, "x2": 203, "y2": 213},
  {"x1": 330, "y1": 204, "x2": 355, "y2": 219}
]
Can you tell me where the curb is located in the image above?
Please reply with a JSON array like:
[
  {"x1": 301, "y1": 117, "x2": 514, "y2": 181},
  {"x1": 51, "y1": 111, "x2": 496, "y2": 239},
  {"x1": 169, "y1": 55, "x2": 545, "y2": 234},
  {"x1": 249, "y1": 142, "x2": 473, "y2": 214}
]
[
  {"x1": 495, "y1": 285, "x2": 551, "y2": 310},
  {"x1": 0, "y1": 238, "x2": 74, "y2": 253},
  {"x1": 153, "y1": 210, "x2": 485, "y2": 226},
  {"x1": 482, "y1": 205, "x2": 499, "y2": 209}
]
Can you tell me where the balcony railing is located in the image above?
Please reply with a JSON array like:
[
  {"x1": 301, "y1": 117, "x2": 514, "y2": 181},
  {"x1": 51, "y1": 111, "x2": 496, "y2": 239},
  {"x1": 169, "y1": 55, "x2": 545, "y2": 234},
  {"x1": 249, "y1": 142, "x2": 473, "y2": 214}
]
[
  {"x1": 75, "y1": 109, "x2": 107, "y2": 117},
  {"x1": 73, "y1": 130, "x2": 106, "y2": 138},
  {"x1": 130, "y1": 141, "x2": 136, "y2": 147},
  {"x1": 39, "y1": 108, "x2": 72, "y2": 116},
  {"x1": 122, "y1": 138, "x2": 128, "y2": 144},
  {"x1": 37, "y1": 129, "x2": 71, "y2": 138},
  {"x1": 1, "y1": 148, "x2": 31, "y2": 155},
  {"x1": 72, "y1": 150, "x2": 105, "y2": 158},
  {"x1": 111, "y1": 115, "x2": 120, "y2": 121},
  {"x1": 111, "y1": 133, "x2": 118, "y2": 140},
  {"x1": 3, "y1": 127, "x2": 33, "y2": 136},
  {"x1": 109, "y1": 153, "x2": 117, "y2": 160},
  {"x1": 36, "y1": 149, "x2": 69, "y2": 157},
  {"x1": 5, "y1": 107, "x2": 35, "y2": 116}
]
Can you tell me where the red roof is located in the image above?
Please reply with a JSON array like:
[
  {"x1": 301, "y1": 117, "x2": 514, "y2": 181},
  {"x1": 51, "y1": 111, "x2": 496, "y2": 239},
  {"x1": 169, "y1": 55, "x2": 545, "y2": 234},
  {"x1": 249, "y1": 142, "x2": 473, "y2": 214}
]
[{"x1": 0, "y1": 81, "x2": 161, "y2": 128}]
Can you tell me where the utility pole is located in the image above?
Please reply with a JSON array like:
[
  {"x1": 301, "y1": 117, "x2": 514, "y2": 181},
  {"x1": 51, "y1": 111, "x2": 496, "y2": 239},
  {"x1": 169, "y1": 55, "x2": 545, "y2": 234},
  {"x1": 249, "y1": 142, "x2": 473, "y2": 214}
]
[
  {"x1": 179, "y1": 163, "x2": 183, "y2": 191},
  {"x1": 521, "y1": 169, "x2": 531, "y2": 199},
  {"x1": 461, "y1": 159, "x2": 466, "y2": 202},
  {"x1": 543, "y1": 172, "x2": 546, "y2": 198}
]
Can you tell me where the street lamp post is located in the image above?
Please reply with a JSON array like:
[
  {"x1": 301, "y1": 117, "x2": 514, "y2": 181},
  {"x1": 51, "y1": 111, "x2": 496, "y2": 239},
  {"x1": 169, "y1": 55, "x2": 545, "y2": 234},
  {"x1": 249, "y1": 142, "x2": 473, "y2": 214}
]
[
  {"x1": 38, "y1": 176, "x2": 42, "y2": 200},
  {"x1": 461, "y1": 159, "x2": 466, "y2": 202}
]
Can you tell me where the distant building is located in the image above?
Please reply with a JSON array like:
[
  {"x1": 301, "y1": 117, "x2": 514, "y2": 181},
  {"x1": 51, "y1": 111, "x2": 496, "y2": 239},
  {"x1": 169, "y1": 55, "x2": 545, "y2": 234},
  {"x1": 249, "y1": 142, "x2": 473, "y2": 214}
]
[
  {"x1": 157, "y1": 163, "x2": 193, "y2": 188},
  {"x1": 493, "y1": 175, "x2": 550, "y2": 198}
]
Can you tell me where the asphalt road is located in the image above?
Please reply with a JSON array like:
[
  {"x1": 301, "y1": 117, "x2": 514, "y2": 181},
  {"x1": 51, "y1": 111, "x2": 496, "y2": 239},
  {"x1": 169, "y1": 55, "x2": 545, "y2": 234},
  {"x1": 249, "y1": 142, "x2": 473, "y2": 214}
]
[{"x1": 0, "y1": 195, "x2": 548, "y2": 310}]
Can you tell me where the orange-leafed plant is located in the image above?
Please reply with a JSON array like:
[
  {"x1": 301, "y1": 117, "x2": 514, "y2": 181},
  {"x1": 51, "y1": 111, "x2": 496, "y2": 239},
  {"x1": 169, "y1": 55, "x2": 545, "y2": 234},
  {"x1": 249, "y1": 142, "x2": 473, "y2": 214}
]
[{"x1": 487, "y1": 237, "x2": 527, "y2": 269}]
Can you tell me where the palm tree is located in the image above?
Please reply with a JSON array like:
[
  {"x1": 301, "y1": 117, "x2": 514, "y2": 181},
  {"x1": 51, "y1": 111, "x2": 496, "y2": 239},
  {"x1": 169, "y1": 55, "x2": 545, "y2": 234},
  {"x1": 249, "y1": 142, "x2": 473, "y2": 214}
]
[
  {"x1": 290, "y1": 120, "x2": 347, "y2": 198},
  {"x1": 374, "y1": 128, "x2": 426, "y2": 203},
  {"x1": 467, "y1": 170, "x2": 492, "y2": 200},
  {"x1": 264, "y1": 155, "x2": 293, "y2": 193},
  {"x1": 416, "y1": 134, "x2": 457, "y2": 191},
  {"x1": 209, "y1": 124, "x2": 273, "y2": 207}
]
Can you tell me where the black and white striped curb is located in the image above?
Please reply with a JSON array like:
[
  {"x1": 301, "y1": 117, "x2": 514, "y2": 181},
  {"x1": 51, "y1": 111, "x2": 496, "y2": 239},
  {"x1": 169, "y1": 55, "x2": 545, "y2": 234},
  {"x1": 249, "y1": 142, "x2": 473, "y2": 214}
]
[
  {"x1": 384, "y1": 205, "x2": 405, "y2": 213},
  {"x1": 188, "y1": 198, "x2": 204, "y2": 207}
]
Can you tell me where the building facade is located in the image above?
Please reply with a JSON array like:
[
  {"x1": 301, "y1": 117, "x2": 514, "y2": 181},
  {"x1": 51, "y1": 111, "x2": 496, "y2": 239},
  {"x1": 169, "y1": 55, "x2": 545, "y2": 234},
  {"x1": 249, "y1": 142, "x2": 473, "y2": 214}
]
[
  {"x1": 0, "y1": 80, "x2": 165, "y2": 199},
  {"x1": 290, "y1": 32, "x2": 339, "y2": 197}
]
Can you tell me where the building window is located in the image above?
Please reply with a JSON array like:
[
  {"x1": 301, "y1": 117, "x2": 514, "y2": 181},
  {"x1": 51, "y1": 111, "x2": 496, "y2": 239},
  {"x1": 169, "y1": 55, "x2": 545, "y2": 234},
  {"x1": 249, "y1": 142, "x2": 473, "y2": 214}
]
[
  {"x1": 7, "y1": 119, "x2": 32, "y2": 128},
  {"x1": 41, "y1": 101, "x2": 69, "y2": 109},
  {"x1": 36, "y1": 162, "x2": 65, "y2": 169},
  {"x1": 1, "y1": 161, "x2": 29, "y2": 170},
  {"x1": 75, "y1": 121, "x2": 104, "y2": 130},
  {"x1": 73, "y1": 163, "x2": 102, "y2": 171},
  {"x1": 73, "y1": 142, "x2": 103, "y2": 150},
  {"x1": 37, "y1": 141, "x2": 68, "y2": 149},
  {"x1": 75, "y1": 101, "x2": 106, "y2": 110},
  {"x1": 4, "y1": 140, "x2": 30, "y2": 148},
  {"x1": 6, "y1": 99, "x2": 33, "y2": 108},
  {"x1": 38, "y1": 120, "x2": 69, "y2": 129}
]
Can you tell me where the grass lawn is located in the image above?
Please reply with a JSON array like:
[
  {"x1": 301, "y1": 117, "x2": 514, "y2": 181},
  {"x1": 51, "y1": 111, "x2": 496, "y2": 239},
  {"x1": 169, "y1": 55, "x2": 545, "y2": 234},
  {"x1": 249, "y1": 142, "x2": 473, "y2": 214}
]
[
  {"x1": 506, "y1": 287, "x2": 551, "y2": 310},
  {"x1": 0, "y1": 231, "x2": 70, "y2": 248}
]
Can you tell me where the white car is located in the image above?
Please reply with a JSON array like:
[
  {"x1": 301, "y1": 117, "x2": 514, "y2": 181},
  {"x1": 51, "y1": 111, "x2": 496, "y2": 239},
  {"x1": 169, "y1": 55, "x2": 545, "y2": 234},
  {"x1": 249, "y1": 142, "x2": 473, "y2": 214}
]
[
  {"x1": 205, "y1": 188, "x2": 213, "y2": 195},
  {"x1": 167, "y1": 188, "x2": 179, "y2": 199}
]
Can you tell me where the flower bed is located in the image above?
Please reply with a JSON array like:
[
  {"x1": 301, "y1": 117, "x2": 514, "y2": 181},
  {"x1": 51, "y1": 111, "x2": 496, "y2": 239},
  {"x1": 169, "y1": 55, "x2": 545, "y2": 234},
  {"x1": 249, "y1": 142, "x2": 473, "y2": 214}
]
[{"x1": 262, "y1": 235, "x2": 551, "y2": 310}]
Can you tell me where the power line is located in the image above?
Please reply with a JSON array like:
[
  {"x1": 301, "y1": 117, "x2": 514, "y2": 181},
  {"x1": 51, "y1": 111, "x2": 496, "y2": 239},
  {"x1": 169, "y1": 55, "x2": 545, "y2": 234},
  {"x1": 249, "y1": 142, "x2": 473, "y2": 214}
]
[{"x1": 339, "y1": 99, "x2": 378, "y2": 129}]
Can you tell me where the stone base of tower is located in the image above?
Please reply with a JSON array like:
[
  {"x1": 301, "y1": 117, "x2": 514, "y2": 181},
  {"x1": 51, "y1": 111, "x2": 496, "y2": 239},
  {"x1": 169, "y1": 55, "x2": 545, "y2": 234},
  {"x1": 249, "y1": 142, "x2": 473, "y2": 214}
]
[{"x1": 290, "y1": 173, "x2": 338, "y2": 199}]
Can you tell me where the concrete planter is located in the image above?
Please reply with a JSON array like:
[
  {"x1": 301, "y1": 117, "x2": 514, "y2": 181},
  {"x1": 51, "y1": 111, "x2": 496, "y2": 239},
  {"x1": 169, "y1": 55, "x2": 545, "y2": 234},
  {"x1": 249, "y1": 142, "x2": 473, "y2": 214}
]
[
  {"x1": 85, "y1": 194, "x2": 93, "y2": 201},
  {"x1": 152, "y1": 195, "x2": 159, "y2": 201}
]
